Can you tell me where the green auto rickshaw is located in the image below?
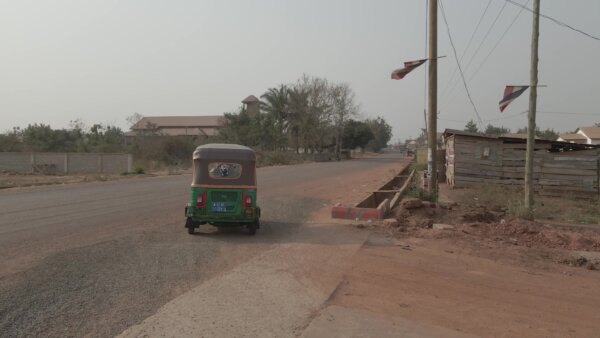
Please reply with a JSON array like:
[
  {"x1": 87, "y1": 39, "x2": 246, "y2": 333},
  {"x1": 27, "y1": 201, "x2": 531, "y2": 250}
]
[{"x1": 185, "y1": 143, "x2": 260, "y2": 235}]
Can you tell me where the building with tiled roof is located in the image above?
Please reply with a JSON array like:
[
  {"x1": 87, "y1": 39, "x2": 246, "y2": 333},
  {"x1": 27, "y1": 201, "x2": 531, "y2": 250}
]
[
  {"x1": 242, "y1": 95, "x2": 260, "y2": 116},
  {"x1": 557, "y1": 133, "x2": 588, "y2": 144},
  {"x1": 576, "y1": 127, "x2": 600, "y2": 144},
  {"x1": 126, "y1": 115, "x2": 223, "y2": 138}
]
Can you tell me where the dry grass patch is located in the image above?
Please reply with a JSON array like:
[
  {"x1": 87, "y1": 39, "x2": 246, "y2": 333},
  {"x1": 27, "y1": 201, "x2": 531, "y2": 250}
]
[{"x1": 454, "y1": 183, "x2": 600, "y2": 224}]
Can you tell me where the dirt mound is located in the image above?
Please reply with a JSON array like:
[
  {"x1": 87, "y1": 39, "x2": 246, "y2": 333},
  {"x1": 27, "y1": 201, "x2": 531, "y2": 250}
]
[
  {"x1": 561, "y1": 256, "x2": 598, "y2": 270},
  {"x1": 387, "y1": 197, "x2": 600, "y2": 253},
  {"x1": 393, "y1": 203, "x2": 440, "y2": 229},
  {"x1": 391, "y1": 201, "x2": 498, "y2": 231},
  {"x1": 459, "y1": 220, "x2": 600, "y2": 252},
  {"x1": 460, "y1": 209, "x2": 499, "y2": 223}
]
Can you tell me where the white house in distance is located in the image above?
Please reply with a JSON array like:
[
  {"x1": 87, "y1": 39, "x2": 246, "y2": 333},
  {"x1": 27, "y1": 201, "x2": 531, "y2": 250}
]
[
  {"x1": 557, "y1": 133, "x2": 587, "y2": 144},
  {"x1": 558, "y1": 127, "x2": 600, "y2": 144}
]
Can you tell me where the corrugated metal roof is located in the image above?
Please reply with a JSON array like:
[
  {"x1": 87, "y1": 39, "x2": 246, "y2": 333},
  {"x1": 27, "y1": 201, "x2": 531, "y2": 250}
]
[
  {"x1": 501, "y1": 133, "x2": 539, "y2": 139},
  {"x1": 444, "y1": 128, "x2": 600, "y2": 150},
  {"x1": 443, "y1": 129, "x2": 497, "y2": 139},
  {"x1": 443, "y1": 129, "x2": 546, "y2": 141}
]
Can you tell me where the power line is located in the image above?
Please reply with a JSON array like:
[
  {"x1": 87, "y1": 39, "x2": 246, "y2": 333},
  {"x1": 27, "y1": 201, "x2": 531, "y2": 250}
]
[
  {"x1": 470, "y1": 0, "x2": 530, "y2": 84},
  {"x1": 448, "y1": 0, "x2": 530, "y2": 104},
  {"x1": 443, "y1": 1, "x2": 508, "y2": 102},
  {"x1": 440, "y1": 111, "x2": 600, "y2": 125},
  {"x1": 438, "y1": 0, "x2": 483, "y2": 126},
  {"x1": 536, "y1": 111, "x2": 600, "y2": 116},
  {"x1": 484, "y1": 111, "x2": 526, "y2": 122},
  {"x1": 462, "y1": 1, "x2": 508, "y2": 72},
  {"x1": 439, "y1": 111, "x2": 525, "y2": 124},
  {"x1": 438, "y1": 117, "x2": 468, "y2": 123},
  {"x1": 440, "y1": 0, "x2": 493, "y2": 98},
  {"x1": 506, "y1": 0, "x2": 600, "y2": 41}
]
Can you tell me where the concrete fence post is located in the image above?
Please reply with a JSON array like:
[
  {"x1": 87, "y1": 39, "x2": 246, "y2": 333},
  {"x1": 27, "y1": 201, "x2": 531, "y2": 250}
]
[
  {"x1": 64, "y1": 153, "x2": 69, "y2": 174},
  {"x1": 98, "y1": 154, "x2": 104, "y2": 174},
  {"x1": 30, "y1": 152, "x2": 36, "y2": 173},
  {"x1": 127, "y1": 154, "x2": 133, "y2": 172}
]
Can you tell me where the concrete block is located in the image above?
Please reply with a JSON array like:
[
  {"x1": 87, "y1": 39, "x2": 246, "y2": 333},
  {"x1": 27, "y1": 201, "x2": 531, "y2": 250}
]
[
  {"x1": 383, "y1": 218, "x2": 399, "y2": 227},
  {"x1": 432, "y1": 223, "x2": 455, "y2": 230}
]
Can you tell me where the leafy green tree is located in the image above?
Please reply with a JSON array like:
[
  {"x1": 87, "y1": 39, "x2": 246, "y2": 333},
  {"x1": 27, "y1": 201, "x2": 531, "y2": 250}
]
[
  {"x1": 365, "y1": 116, "x2": 392, "y2": 152},
  {"x1": 218, "y1": 75, "x2": 373, "y2": 155},
  {"x1": 88, "y1": 124, "x2": 125, "y2": 152},
  {"x1": 160, "y1": 136, "x2": 197, "y2": 165},
  {"x1": 217, "y1": 111, "x2": 257, "y2": 146},
  {"x1": 0, "y1": 127, "x2": 23, "y2": 152},
  {"x1": 330, "y1": 82, "x2": 358, "y2": 154},
  {"x1": 126, "y1": 113, "x2": 144, "y2": 128},
  {"x1": 538, "y1": 128, "x2": 559, "y2": 141},
  {"x1": 464, "y1": 120, "x2": 479, "y2": 133},
  {"x1": 516, "y1": 127, "x2": 559, "y2": 141},
  {"x1": 342, "y1": 119, "x2": 374, "y2": 150},
  {"x1": 21, "y1": 123, "x2": 81, "y2": 152},
  {"x1": 286, "y1": 86, "x2": 309, "y2": 153},
  {"x1": 261, "y1": 85, "x2": 289, "y2": 149},
  {"x1": 484, "y1": 124, "x2": 510, "y2": 136},
  {"x1": 217, "y1": 107, "x2": 280, "y2": 151}
]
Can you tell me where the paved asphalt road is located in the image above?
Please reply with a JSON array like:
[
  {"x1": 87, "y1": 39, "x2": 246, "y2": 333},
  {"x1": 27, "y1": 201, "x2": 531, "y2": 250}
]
[{"x1": 0, "y1": 153, "x2": 402, "y2": 337}]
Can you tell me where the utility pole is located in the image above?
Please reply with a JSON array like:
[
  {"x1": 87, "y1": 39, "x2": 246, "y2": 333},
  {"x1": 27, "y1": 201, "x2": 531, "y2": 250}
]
[
  {"x1": 524, "y1": 0, "x2": 540, "y2": 215},
  {"x1": 427, "y1": 0, "x2": 438, "y2": 197}
]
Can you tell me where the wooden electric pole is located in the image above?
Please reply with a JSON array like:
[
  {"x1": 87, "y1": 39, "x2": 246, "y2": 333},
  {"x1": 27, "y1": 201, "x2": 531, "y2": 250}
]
[
  {"x1": 525, "y1": 0, "x2": 540, "y2": 215},
  {"x1": 427, "y1": 0, "x2": 438, "y2": 197}
]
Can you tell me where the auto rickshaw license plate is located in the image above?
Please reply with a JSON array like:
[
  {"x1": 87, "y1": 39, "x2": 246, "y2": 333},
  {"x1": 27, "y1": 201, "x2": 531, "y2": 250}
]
[{"x1": 212, "y1": 202, "x2": 227, "y2": 212}]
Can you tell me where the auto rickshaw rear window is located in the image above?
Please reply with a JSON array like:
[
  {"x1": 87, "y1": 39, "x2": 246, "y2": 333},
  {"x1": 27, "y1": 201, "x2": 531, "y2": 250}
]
[{"x1": 208, "y1": 162, "x2": 242, "y2": 179}]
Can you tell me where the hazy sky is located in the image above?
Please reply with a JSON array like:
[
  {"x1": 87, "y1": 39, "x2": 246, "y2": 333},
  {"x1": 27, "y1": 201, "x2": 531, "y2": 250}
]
[{"x1": 1, "y1": 0, "x2": 599, "y2": 142}]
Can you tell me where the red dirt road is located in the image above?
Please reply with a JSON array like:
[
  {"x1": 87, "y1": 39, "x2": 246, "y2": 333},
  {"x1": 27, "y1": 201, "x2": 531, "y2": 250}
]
[{"x1": 324, "y1": 234, "x2": 600, "y2": 337}]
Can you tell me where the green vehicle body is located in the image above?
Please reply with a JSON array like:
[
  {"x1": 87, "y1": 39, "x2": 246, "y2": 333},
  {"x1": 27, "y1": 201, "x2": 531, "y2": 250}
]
[
  {"x1": 186, "y1": 187, "x2": 260, "y2": 223},
  {"x1": 185, "y1": 144, "x2": 260, "y2": 235}
]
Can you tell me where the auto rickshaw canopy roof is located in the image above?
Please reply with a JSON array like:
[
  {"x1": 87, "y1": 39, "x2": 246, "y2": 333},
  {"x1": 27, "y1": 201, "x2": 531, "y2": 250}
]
[{"x1": 193, "y1": 143, "x2": 256, "y2": 161}]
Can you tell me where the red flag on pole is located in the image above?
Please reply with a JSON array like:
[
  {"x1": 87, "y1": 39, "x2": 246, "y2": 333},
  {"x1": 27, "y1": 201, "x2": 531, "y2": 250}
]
[
  {"x1": 391, "y1": 59, "x2": 428, "y2": 80},
  {"x1": 499, "y1": 86, "x2": 529, "y2": 112}
]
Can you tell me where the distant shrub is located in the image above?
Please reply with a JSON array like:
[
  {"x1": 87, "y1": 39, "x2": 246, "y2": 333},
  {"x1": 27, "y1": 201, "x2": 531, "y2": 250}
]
[
  {"x1": 406, "y1": 187, "x2": 438, "y2": 202},
  {"x1": 256, "y1": 151, "x2": 305, "y2": 167}
]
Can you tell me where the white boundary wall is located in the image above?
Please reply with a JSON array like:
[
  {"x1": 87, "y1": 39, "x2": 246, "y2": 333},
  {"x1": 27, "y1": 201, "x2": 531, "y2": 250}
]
[{"x1": 0, "y1": 152, "x2": 133, "y2": 174}]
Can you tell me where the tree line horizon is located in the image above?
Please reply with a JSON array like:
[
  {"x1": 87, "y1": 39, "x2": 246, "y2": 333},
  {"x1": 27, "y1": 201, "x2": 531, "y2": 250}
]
[{"x1": 0, "y1": 75, "x2": 393, "y2": 166}]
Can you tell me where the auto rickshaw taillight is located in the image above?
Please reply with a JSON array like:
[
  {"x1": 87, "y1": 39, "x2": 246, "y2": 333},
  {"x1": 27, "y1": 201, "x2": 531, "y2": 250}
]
[
  {"x1": 242, "y1": 192, "x2": 252, "y2": 207},
  {"x1": 196, "y1": 192, "x2": 206, "y2": 207}
]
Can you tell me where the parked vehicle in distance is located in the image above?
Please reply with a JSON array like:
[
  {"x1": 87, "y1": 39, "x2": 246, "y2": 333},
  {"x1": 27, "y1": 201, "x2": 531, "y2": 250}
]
[{"x1": 185, "y1": 144, "x2": 260, "y2": 235}]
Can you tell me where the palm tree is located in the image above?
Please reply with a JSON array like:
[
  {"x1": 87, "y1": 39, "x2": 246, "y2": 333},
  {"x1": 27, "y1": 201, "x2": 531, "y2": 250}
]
[
  {"x1": 287, "y1": 87, "x2": 309, "y2": 153},
  {"x1": 260, "y1": 85, "x2": 289, "y2": 150}
]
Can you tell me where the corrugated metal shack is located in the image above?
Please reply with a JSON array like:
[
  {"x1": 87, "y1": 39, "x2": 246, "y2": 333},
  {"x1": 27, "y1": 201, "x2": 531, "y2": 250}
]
[{"x1": 444, "y1": 129, "x2": 600, "y2": 197}]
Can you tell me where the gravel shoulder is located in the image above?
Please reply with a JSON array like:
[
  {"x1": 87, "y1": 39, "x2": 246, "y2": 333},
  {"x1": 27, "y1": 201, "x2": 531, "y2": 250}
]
[{"x1": 119, "y1": 223, "x2": 370, "y2": 338}]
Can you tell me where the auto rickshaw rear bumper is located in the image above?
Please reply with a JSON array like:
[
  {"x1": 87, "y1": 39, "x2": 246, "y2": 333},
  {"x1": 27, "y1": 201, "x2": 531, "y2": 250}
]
[{"x1": 185, "y1": 203, "x2": 260, "y2": 223}]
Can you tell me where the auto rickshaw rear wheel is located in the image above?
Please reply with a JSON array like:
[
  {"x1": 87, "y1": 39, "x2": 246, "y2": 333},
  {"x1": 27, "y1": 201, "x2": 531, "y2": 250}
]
[
  {"x1": 185, "y1": 217, "x2": 196, "y2": 235},
  {"x1": 248, "y1": 219, "x2": 259, "y2": 236}
]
